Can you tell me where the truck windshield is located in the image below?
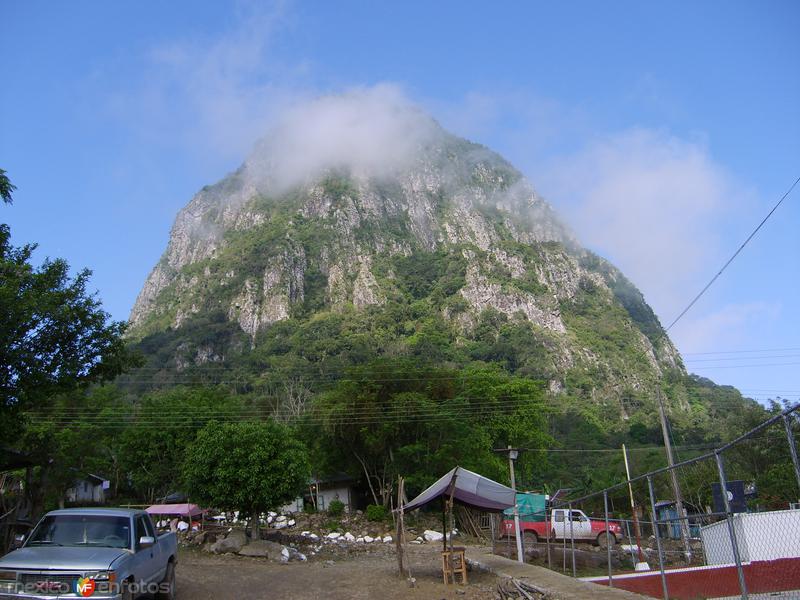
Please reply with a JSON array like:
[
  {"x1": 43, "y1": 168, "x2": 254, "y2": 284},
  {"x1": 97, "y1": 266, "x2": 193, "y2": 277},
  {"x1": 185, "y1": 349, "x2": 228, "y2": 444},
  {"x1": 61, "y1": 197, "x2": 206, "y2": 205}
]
[{"x1": 27, "y1": 515, "x2": 130, "y2": 549}]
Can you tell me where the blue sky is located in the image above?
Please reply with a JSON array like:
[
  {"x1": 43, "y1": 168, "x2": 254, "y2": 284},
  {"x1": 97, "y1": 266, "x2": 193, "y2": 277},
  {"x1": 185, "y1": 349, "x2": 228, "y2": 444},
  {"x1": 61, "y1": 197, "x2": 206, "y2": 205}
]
[{"x1": 1, "y1": 1, "x2": 798, "y2": 404}]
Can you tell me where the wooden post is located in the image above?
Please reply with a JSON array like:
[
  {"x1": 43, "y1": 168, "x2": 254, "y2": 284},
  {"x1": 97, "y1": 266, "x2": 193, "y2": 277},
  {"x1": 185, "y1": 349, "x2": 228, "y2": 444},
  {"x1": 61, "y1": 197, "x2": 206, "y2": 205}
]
[
  {"x1": 490, "y1": 513, "x2": 496, "y2": 555},
  {"x1": 623, "y1": 444, "x2": 647, "y2": 564},
  {"x1": 395, "y1": 477, "x2": 407, "y2": 578}
]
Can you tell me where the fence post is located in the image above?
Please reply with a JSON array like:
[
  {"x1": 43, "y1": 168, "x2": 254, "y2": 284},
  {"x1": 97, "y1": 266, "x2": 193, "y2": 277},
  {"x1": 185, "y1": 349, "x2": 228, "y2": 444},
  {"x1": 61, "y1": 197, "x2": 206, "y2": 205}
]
[
  {"x1": 604, "y1": 490, "x2": 613, "y2": 587},
  {"x1": 490, "y1": 513, "x2": 496, "y2": 556},
  {"x1": 562, "y1": 512, "x2": 567, "y2": 573},
  {"x1": 569, "y1": 502, "x2": 576, "y2": 577},
  {"x1": 715, "y1": 451, "x2": 749, "y2": 599},
  {"x1": 545, "y1": 506, "x2": 552, "y2": 570},
  {"x1": 647, "y1": 475, "x2": 669, "y2": 600},
  {"x1": 783, "y1": 414, "x2": 800, "y2": 497}
]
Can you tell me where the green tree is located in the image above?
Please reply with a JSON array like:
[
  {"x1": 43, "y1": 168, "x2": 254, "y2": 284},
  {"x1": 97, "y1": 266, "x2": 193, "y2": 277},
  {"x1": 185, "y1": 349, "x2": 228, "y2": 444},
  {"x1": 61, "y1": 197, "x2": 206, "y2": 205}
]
[
  {"x1": 308, "y1": 359, "x2": 551, "y2": 504},
  {"x1": 0, "y1": 225, "x2": 134, "y2": 443},
  {"x1": 182, "y1": 420, "x2": 309, "y2": 536},
  {"x1": 0, "y1": 169, "x2": 15, "y2": 204},
  {"x1": 117, "y1": 387, "x2": 243, "y2": 501},
  {"x1": 18, "y1": 386, "x2": 128, "y2": 512}
]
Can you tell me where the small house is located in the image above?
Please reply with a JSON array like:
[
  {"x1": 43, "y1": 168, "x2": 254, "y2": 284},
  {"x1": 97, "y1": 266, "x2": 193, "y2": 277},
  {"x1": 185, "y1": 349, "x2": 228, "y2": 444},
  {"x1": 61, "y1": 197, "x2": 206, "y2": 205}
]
[
  {"x1": 65, "y1": 474, "x2": 110, "y2": 505},
  {"x1": 280, "y1": 473, "x2": 359, "y2": 514},
  {"x1": 654, "y1": 500, "x2": 702, "y2": 539}
]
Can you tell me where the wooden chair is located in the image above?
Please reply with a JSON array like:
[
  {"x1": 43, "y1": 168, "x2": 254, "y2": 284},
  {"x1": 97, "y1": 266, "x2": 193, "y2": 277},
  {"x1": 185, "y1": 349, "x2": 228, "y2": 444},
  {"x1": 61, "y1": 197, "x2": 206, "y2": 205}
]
[{"x1": 441, "y1": 546, "x2": 468, "y2": 585}]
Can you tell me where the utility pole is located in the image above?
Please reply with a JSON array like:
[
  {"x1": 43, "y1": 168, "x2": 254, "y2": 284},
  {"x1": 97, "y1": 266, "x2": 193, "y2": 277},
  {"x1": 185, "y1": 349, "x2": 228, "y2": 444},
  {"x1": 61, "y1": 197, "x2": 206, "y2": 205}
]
[
  {"x1": 656, "y1": 389, "x2": 692, "y2": 563},
  {"x1": 495, "y1": 446, "x2": 524, "y2": 563},
  {"x1": 508, "y1": 446, "x2": 524, "y2": 564},
  {"x1": 622, "y1": 444, "x2": 647, "y2": 567}
]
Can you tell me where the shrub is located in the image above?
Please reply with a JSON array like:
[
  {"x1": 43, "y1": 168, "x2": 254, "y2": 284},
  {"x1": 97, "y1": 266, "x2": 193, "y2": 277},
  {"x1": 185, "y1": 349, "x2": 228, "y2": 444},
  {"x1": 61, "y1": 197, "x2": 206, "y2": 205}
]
[
  {"x1": 327, "y1": 499, "x2": 345, "y2": 517},
  {"x1": 366, "y1": 504, "x2": 388, "y2": 522}
]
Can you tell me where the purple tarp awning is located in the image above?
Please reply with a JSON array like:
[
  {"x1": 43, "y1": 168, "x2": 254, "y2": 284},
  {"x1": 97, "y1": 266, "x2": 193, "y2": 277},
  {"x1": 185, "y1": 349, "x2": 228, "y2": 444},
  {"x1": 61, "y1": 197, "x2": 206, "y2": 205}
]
[
  {"x1": 401, "y1": 467, "x2": 516, "y2": 513},
  {"x1": 146, "y1": 503, "x2": 204, "y2": 518}
]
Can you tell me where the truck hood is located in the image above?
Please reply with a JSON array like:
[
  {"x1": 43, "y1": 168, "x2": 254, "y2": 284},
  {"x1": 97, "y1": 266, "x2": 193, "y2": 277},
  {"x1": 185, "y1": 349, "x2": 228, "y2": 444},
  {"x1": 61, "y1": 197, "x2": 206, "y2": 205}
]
[{"x1": 0, "y1": 546, "x2": 129, "y2": 571}]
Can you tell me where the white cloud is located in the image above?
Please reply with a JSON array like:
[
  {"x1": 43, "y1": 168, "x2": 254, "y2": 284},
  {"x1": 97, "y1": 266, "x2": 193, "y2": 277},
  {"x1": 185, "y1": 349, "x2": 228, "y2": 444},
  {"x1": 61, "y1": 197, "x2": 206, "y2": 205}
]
[
  {"x1": 538, "y1": 128, "x2": 749, "y2": 321},
  {"x1": 111, "y1": 2, "x2": 310, "y2": 162},
  {"x1": 245, "y1": 84, "x2": 439, "y2": 193}
]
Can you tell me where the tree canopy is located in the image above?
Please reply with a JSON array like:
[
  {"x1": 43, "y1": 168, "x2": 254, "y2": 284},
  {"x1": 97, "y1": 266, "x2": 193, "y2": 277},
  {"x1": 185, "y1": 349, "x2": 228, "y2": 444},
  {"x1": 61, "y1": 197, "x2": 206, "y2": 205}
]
[
  {"x1": 306, "y1": 359, "x2": 551, "y2": 504},
  {"x1": 182, "y1": 420, "x2": 310, "y2": 518},
  {"x1": 0, "y1": 173, "x2": 135, "y2": 448},
  {"x1": 0, "y1": 169, "x2": 15, "y2": 204},
  {"x1": 0, "y1": 227, "x2": 134, "y2": 429}
]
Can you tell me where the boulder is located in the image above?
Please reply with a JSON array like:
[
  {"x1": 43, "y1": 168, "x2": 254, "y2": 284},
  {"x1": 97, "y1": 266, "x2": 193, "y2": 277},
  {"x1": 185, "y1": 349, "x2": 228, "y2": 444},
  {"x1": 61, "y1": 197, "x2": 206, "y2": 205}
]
[
  {"x1": 211, "y1": 530, "x2": 248, "y2": 554},
  {"x1": 343, "y1": 532, "x2": 355, "y2": 542},
  {"x1": 228, "y1": 529, "x2": 248, "y2": 545},
  {"x1": 237, "y1": 539, "x2": 287, "y2": 561},
  {"x1": 192, "y1": 531, "x2": 217, "y2": 546},
  {"x1": 363, "y1": 536, "x2": 374, "y2": 543},
  {"x1": 382, "y1": 535, "x2": 392, "y2": 543},
  {"x1": 326, "y1": 532, "x2": 341, "y2": 540},
  {"x1": 423, "y1": 530, "x2": 444, "y2": 542}
]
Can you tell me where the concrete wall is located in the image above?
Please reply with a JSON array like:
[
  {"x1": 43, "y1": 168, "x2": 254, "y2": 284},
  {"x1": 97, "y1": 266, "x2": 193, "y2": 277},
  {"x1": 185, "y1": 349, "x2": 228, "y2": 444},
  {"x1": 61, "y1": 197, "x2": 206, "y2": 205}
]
[
  {"x1": 316, "y1": 486, "x2": 351, "y2": 511},
  {"x1": 700, "y1": 508, "x2": 800, "y2": 564}
]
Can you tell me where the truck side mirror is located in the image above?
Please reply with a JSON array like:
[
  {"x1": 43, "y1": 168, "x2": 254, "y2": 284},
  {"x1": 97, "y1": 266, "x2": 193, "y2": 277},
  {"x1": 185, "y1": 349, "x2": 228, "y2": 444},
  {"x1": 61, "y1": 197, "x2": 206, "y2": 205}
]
[
  {"x1": 138, "y1": 536, "x2": 155, "y2": 549},
  {"x1": 11, "y1": 534, "x2": 25, "y2": 549}
]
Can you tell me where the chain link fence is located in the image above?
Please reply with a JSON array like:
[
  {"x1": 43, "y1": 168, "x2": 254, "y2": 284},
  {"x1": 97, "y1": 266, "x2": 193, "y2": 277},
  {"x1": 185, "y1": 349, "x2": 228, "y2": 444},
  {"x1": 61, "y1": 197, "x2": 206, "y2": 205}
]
[{"x1": 493, "y1": 403, "x2": 800, "y2": 599}]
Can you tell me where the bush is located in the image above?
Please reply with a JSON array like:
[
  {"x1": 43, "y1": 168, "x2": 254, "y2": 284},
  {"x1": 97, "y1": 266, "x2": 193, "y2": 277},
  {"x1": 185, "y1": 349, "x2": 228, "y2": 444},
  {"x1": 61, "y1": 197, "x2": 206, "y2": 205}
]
[
  {"x1": 366, "y1": 504, "x2": 388, "y2": 522},
  {"x1": 327, "y1": 499, "x2": 345, "y2": 517}
]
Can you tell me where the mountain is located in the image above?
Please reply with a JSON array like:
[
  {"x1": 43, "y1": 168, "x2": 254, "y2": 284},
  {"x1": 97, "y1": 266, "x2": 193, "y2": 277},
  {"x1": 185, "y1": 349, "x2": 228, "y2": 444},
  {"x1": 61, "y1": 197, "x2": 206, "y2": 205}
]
[{"x1": 127, "y1": 93, "x2": 688, "y2": 422}]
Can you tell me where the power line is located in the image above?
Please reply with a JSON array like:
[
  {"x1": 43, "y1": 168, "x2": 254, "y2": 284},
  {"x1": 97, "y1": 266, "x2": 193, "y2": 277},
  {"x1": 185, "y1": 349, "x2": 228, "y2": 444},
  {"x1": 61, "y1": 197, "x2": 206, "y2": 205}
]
[
  {"x1": 684, "y1": 354, "x2": 800, "y2": 362},
  {"x1": 665, "y1": 174, "x2": 800, "y2": 332},
  {"x1": 683, "y1": 347, "x2": 800, "y2": 356},
  {"x1": 689, "y1": 361, "x2": 800, "y2": 370}
]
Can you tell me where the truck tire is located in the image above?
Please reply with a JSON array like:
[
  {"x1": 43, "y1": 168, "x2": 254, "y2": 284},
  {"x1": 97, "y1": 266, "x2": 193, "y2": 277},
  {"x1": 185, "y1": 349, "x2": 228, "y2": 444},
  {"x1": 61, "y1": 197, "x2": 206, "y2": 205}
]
[
  {"x1": 523, "y1": 531, "x2": 539, "y2": 545},
  {"x1": 155, "y1": 561, "x2": 176, "y2": 600},
  {"x1": 121, "y1": 578, "x2": 134, "y2": 600},
  {"x1": 597, "y1": 531, "x2": 616, "y2": 548}
]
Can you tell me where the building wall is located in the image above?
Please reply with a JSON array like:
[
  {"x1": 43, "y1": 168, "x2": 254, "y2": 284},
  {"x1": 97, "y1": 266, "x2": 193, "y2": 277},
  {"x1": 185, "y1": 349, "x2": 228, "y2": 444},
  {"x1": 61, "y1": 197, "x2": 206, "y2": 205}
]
[
  {"x1": 66, "y1": 480, "x2": 106, "y2": 504},
  {"x1": 700, "y1": 508, "x2": 800, "y2": 564},
  {"x1": 316, "y1": 486, "x2": 351, "y2": 511}
]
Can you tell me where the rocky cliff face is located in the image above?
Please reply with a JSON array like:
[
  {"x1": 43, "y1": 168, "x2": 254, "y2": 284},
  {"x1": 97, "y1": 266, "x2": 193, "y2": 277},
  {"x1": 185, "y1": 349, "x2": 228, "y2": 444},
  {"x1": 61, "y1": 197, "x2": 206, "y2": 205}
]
[{"x1": 129, "y1": 117, "x2": 682, "y2": 407}]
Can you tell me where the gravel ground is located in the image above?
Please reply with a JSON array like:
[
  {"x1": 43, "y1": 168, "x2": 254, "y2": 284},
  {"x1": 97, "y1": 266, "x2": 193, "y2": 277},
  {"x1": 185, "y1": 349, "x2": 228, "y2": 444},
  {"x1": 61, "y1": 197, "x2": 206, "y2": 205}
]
[{"x1": 175, "y1": 544, "x2": 498, "y2": 600}]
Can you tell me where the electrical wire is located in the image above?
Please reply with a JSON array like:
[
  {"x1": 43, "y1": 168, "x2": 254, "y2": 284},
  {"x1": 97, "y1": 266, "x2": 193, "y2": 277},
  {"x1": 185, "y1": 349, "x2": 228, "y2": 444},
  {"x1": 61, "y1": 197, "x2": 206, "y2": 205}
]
[
  {"x1": 665, "y1": 174, "x2": 800, "y2": 332},
  {"x1": 683, "y1": 347, "x2": 800, "y2": 356}
]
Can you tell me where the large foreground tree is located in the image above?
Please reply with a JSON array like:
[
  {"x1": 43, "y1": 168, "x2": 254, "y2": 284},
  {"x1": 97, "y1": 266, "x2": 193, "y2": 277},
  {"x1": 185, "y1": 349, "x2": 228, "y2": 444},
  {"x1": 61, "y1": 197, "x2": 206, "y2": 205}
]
[
  {"x1": 0, "y1": 225, "x2": 133, "y2": 437},
  {"x1": 183, "y1": 420, "x2": 309, "y2": 536}
]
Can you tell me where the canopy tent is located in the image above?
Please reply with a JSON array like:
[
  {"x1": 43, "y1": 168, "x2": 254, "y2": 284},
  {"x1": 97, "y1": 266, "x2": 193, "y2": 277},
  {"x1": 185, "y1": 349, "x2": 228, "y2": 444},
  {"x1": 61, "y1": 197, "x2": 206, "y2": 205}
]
[
  {"x1": 402, "y1": 467, "x2": 515, "y2": 513},
  {"x1": 146, "y1": 503, "x2": 205, "y2": 518},
  {"x1": 396, "y1": 467, "x2": 517, "y2": 580}
]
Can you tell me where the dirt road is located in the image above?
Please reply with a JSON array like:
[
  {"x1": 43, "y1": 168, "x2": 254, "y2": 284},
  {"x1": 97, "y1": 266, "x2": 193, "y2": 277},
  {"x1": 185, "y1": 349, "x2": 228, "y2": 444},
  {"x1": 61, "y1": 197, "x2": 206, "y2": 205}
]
[{"x1": 176, "y1": 545, "x2": 498, "y2": 600}]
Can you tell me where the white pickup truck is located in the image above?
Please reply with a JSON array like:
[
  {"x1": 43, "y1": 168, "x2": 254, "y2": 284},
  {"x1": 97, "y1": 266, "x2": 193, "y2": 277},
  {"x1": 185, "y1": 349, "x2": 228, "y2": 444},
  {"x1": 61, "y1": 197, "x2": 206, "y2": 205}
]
[
  {"x1": 0, "y1": 508, "x2": 177, "y2": 599},
  {"x1": 502, "y1": 507, "x2": 622, "y2": 546}
]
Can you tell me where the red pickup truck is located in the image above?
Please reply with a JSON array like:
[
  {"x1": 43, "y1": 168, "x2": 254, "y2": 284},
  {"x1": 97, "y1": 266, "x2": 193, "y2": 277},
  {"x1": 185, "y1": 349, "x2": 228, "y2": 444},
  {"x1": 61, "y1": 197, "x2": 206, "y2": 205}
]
[{"x1": 501, "y1": 508, "x2": 622, "y2": 546}]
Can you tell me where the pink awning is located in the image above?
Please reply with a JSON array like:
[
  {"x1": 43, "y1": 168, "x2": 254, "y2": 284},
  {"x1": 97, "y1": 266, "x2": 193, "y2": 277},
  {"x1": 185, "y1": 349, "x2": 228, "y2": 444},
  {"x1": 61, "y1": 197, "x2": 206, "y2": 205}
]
[{"x1": 146, "y1": 503, "x2": 205, "y2": 517}]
